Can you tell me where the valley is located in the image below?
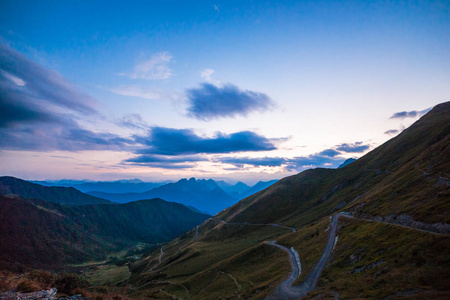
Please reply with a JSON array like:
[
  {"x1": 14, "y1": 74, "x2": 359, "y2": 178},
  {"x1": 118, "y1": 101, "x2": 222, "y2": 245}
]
[
  {"x1": 2, "y1": 1, "x2": 450, "y2": 298},
  {"x1": 1, "y1": 102, "x2": 449, "y2": 299},
  {"x1": 120, "y1": 102, "x2": 450, "y2": 299}
]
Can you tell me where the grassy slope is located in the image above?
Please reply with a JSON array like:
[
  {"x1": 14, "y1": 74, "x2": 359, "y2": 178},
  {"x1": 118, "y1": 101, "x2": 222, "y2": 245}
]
[
  {"x1": 126, "y1": 102, "x2": 449, "y2": 299},
  {"x1": 308, "y1": 217, "x2": 450, "y2": 299},
  {"x1": 0, "y1": 196, "x2": 210, "y2": 271}
]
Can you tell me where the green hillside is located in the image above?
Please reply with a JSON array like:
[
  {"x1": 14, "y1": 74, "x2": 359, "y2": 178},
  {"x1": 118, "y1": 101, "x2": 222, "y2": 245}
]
[
  {"x1": 0, "y1": 195, "x2": 210, "y2": 271},
  {"x1": 124, "y1": 102, "x2": 449, "y2": 299}
]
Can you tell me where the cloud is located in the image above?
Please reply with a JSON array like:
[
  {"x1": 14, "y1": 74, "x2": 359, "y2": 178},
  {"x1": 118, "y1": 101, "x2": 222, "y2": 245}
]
[
  {"x1": 217, "y1": 152, "x2": 345, "y2": 171},
  {"x1": 215, "y1": 140, "x2": 371, "y2": 171},
  {"x1": 0, "y1": 119, "x2": 135, "y2": 151},
  {"x1": 384, "y1": 129, "x2": 399, "y2": 135},
  {"x1": 389, "y1": 108, "x2": 431, "y2": 119},
  {"x1": 0, "y1": 43, "x2": 136, "y2": 151},
  {"x1": 122, "y1": 52, "x2": 173, "y2": 80},
  {"x1": 318, "y1": 148, "x2": 341, "y2": 157},
  {"x1": 133, "y1": 127, "x2": 277, "y2": 156},
  {"x1": 125, "y1": 154, "x2": 205, "y2": 169},
  {"x1": 119, "y1": 114, "x2": 149, "y2": 130},
  {"x1": 126, "y1": 154, "x2": 205, "y2": 164},
  {"x1": 214, "y1": 4, "x2": 219, "y2": 12},
  {"x1": 200, "y1": 69, "x2": 215, "y2": 81},
  {"x1": 219, "y1": 156, "x2": 287, "y2": 168},
  {"x1": 285, "y1": 154, "x2": 345, "y2": 171},
  {"x1": 0, "y1": 92, "x2": 59, "y2": 128},
  {"x1": 1, "y1": 70, "x2": 25, "y2": 86},
  {"x1": 109, "y1": 85, "x2": 160, "y2": 99},
  {"x1": 0, "y1": 43, "x2": 96, "y2": 117},
  {"x1": 186, "y1": 83, "x2": 274, "y2": 120},
  {"x1": 335, "y1": 142, "x2": 370, "y2": 153}
]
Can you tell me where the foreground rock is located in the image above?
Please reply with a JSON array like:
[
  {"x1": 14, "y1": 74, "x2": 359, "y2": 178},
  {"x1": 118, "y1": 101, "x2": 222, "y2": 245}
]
[{"x1": 0, "y1": 288, "x2": 89, "y2": 300}]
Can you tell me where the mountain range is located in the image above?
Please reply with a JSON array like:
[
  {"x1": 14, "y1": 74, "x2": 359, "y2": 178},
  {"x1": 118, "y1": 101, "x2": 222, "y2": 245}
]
[
  {"x1": 0, "y1": 176, "x2": 111, "y2": 205},
  {"x1": 87, "y1": 178, "x2": 278, "y2": 214},
  {"x1": 122, "y1": 101, "x2": 450, "y2": 299},
  {"x1": 2, "y1": 103, "x2": 448, "y2": 298},
  {"x1": 0, "y1": 178, "x2": 210, "y2": 271},
  {"x1": 31, "y1": 179, "x2": 170, "y2": 194}
]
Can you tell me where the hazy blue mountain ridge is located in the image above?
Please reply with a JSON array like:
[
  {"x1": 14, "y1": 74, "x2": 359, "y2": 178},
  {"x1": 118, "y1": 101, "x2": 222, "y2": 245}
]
[{"x1": 0, "y1": 176, "x2": 111, "y2": 205}]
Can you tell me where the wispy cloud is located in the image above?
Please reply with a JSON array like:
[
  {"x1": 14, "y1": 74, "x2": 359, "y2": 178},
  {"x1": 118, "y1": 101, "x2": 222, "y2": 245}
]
[
  {"x1": 389, "y1": 108, "x2": 431, "y2": 119},
  {"x1": 1, "y1": 70, "x2": 25, "y2": 86},
  {"x1": 0, "y1": 43, "x2": 135, "y2": 151},
  {"x1": 120, "y1": 52, "x2": 173, "y2": 80},
  {"x1": 200, "y1": 68, "x2": 216, "y2": 82},
  {"x1": 186, "y1": 83, "x2": 274, "y2": 121},
  {"x1": 119, "y1": 114, "x2": 149, "y2": 130},
  {"x1": 285, "y1": 154, "x2": 345, "y2": 171},
  {"x1": 125, "y1": 154, "x2": 206, "y2": 169},
  {"x1": 133, "y1": 127, "x2": 277, "y2": 156},
  {"x1": 216, "y1": 141, "x2": 371, "y2": 171},
  {"x1": 217, "y1": 152, "x2": 345, "y2": 171},
  {"x1": 384, "y1": 129, "x2": 399, "y2": 135},
  {"x1": 318, "y1": 148, "x2": 341, "y2": 157},
  {"x1": 0, "y1": 43, "x2": 96, "y2": 117},
  {"x1": 109, "y1": 85, "x2": 161, "y2": 99},
  {"x1": 200, "y1": 69, "x2": 214, "y2": 80},
  {"x1": 218, "y1": 156, "x2": 287, "y2": 168},
  {"x1": 0, "y1": 118, "x2": 135, "y2": 151},
  {"x1": 335, "y1": 142, "x2": 369, "y2": 153}
]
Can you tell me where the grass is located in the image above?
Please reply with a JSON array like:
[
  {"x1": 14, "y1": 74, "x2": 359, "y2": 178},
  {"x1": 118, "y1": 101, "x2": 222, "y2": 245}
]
[
  {"x1": 6, "y1": 104, "x2": 446, "y2": 299},
  {"x1": 307, "y1": 217, "x2": 450, "y2": 299},
  {"x1": 277, "y1": 217, "x2": 330, "y2": 284},
  {"x1": 127, "y1": 222, "x2": 295, "y2": 299},
  {"x1": 85, "y1": 265, "x2": 131, "y2": 286}
]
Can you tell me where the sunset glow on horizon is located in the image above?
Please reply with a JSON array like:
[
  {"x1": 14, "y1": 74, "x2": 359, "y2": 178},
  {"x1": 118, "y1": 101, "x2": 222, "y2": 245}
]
[{"x1": 1, "y1": 0, "x2": 449, "y2": 184}]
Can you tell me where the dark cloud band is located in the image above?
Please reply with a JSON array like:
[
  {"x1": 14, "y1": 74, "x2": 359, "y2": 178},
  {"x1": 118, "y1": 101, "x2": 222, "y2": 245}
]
[
  {"x1": 335, "y1": 142, "x2": 369, "y2": 153},
  {"x1": 0, "y1": 43, "x2": 134, "y2": 151},
  {"x1": 134, "y1": 127, "x2": 277, "y2": 156},
  {"x1": 186, "y1": 83, "x2": 274, "y2": 120},
  {"x1": 389, "y1": 108, "x2": 431, "y2": 119}
]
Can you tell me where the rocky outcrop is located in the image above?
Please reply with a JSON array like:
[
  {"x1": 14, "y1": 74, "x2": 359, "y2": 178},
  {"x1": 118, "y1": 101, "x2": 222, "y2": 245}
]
[
  {"x1": 1, "y1": 288, "x2": 57, "y2": 300},
  {"x1": 0, "y1": 288, "x2": 89, "y2": 300},
  {"x1": 357, "y1": 213, "x2": 450, "y2": 234}
]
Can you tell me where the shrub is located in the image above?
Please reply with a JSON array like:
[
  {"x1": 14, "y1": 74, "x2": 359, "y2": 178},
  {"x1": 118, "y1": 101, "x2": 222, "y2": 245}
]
[
  {"x1": 16, "y1": 280, "x2": 40, "y2": 293},
  {"x1": 53, "y1": 273, "x2": 90, "y2": 295}
]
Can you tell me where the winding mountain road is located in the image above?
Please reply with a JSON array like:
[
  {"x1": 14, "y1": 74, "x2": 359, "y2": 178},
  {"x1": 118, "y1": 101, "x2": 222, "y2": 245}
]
[
  {"x1": 142, "y1": 209, "x2": 447, "y2": 297},
  {"x1": 267, "y1": 211, "x2": 446, "y2": 299},
  {"x1": 267, "y1": 213, "x2": 344, "y2": 299}
]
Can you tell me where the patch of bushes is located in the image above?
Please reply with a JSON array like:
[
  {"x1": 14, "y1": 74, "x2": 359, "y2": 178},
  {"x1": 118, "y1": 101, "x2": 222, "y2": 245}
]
[
  {"x1": 16, "y1": 280, "x2": 41, "y2": 293},
  {"x1": 53, "y1": 273, "x2": 90, "y2": 295}
]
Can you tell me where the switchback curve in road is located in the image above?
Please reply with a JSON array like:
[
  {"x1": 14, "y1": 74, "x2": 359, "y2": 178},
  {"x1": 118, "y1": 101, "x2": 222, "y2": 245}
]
[{"x1": 267, "y1": 213, "x2": 344, "y2": 299}]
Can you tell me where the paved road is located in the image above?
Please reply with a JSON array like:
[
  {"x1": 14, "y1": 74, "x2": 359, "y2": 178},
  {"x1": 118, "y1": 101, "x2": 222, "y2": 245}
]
[{"x1": 267, "y1": 213, "x2": 344, "y2": 299}]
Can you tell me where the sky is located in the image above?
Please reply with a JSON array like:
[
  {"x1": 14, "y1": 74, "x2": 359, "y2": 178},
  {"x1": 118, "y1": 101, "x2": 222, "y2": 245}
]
[{"x1": 0, "y1": 0, "x2": 449, "y2": 184}]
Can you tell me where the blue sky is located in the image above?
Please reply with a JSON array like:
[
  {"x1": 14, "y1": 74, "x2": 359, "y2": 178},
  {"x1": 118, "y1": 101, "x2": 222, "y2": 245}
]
[{"x1": 0, "y1": 0, "x2": 449, "y2": 183}]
